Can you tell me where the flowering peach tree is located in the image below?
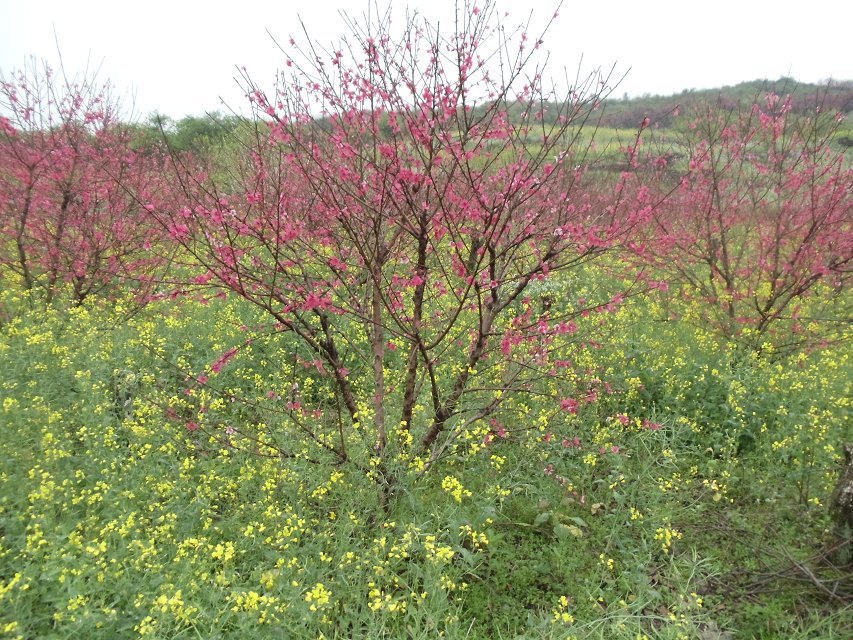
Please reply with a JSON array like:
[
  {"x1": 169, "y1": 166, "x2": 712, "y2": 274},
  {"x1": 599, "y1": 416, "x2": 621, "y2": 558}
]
[
  {"x1": 157, "y1": 1, "x2": 653, "y2": 499},
  {"x1": 0, "y1": 59, "x2": 167, "y2": 306},
  {"x1": 636, "y1": 94, "x2": 852, "y2": 351}
]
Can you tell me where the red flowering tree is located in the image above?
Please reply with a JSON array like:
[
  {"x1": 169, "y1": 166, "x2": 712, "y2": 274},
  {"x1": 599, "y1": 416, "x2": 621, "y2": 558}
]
[
  {"x1": 0, "y1": 59, "x2": 167, "y2": 306},
  {"x1": 636, "y1": 94, "x2": 852, "y2": 351},
  {"x1": 159, "y1": 1, "x2": 652, "y2": 492}
]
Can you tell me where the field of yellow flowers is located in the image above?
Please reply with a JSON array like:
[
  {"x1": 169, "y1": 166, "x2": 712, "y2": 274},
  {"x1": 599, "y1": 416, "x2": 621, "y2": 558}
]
[{"x1": 0, "y1": 276, "x2": 850, "y2": 639}]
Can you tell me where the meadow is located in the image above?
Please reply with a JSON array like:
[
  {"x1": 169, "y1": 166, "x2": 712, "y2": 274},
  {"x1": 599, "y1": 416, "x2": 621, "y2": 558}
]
[
  {"x1": 1, "y1": 3, "x2": 852, "y2": 637},
  {"x1": 0, "y1": 271, "x2": 850, "y2": 639}
]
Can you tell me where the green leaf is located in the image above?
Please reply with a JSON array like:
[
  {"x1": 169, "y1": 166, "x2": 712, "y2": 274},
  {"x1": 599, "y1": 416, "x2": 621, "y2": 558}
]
[
  {"x1": 554, "y1": 523, "x2": 583, "y2": 539},
  {"x1": 533, "y1": 511, "x2": 552, "y2": 527}
]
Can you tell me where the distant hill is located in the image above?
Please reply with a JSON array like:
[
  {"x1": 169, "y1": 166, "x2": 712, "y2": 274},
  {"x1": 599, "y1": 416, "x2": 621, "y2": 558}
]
[
  {"x1": 133, "y1": 78, "x2": 853, "y2": 154},
  {"x1": 598, "y1": 77, "x2": 853, "y2": 129}
]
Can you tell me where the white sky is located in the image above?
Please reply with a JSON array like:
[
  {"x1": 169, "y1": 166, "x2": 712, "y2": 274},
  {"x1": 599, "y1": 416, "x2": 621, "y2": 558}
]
[{"x1": 1, "y1": 0, "x2": 851, "y2": 120}]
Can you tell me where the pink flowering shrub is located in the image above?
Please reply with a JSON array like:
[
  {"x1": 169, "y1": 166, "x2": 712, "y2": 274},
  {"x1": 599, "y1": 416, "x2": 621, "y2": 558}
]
[
  {"x1": 633, "y1": 94, "x2": 852, "y2": 350},
  {"x1": 155, "y1": 1, "x2": 654, "y2": 496},
  {"x1": 0, "y1": 59, "x2": 167, "y2": 305}
]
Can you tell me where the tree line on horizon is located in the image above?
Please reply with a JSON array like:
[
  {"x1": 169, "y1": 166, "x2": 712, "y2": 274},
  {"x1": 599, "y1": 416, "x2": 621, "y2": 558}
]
[{"x1": 126, "y1": 77, "x2": 853, "y2": 154}]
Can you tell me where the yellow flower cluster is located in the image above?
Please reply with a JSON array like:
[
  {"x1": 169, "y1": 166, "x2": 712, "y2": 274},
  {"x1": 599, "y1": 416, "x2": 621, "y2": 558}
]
[
  {"x1": 654, "y1": 526, "x2": 683, "y2": 553},
  {"x1": 551, "y1": 595, "x2": 575, "y2": 624},
  {"x1": 304, "y1": 582, "x2": 332, "y2": 611},
  {"x1": 441, "y1": 475, "x2": 472, "y2": 503}
]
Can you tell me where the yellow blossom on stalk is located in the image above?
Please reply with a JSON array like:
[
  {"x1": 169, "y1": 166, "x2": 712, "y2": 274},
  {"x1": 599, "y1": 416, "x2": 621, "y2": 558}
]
[
  {"x1": 654, "y1": 526, "x2": 683, "y2": 553},
  {"x1": 459, "y1": 524, "x2": 489, "y2": 550},
  {"x1": 134, "y1": 616, "x2": 158, "y2": 636},
  {"x1": 226, "y1": 591, "x2": 284, "y2": 625},
  {"x1": 441, "y1": 475, "x2": 472, "y2": 503},
  {"x1": 424, "y1": 535, "x2": 455, "y2": 564},
  {"x1": 440, "y1": 575, "x2": 456, "y2": 592},
  {"x1": 211, "y1": 541, "x2": 236, "y2": 563},
  {"x1": 260, "y1": 570, "x2": 279, "y2": 589},
  {"x1": 304, "y1": 582, "x2": 331, "y2": 611},
  {"x1": 552, "y1": 595, "x2": 575, "y2": 624}
]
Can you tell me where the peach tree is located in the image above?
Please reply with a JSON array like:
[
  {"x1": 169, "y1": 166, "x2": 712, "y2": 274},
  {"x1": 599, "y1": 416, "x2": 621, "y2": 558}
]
[
  {"x1": 635, "y1": 94, "x2": 852, "y2": 352},
  {"x1": 0, "y1": 59, "x2": 168, "y2": 307},
  {"x1": 157, "y1": 1, "x2": 653, "y2": 502}
]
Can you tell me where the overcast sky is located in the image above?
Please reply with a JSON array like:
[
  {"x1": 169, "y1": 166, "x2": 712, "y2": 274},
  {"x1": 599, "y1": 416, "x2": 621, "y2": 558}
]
[{"x1": 1, "y1": 0, "x2": 851, "y2": 120}]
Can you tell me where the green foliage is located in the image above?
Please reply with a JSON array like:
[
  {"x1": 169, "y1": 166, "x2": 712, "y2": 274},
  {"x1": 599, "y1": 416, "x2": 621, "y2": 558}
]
[
  {"x1": 0, "y1": 268, "x2": 850, "y2": 638},
  {"x1": 598, "y1": 77, "x2": 853, "y2": 130},
  {"x1": 130, "y1": 112, "x2": 252, "y2": 156}
]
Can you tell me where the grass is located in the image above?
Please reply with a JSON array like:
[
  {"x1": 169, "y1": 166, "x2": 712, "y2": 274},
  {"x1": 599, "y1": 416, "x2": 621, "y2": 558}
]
[{"x1": 0, "y1": 270, "x2": 850, "y2": 639}]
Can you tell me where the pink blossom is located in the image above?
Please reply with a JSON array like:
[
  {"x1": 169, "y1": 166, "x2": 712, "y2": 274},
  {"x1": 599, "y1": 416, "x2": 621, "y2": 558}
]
[
  {"x1": 211, "y1": 347, "x2": 239, "y2": 374},
  {"x1": 302, "y1": 292, "x2": 330, "y2": 311},
  {"x1": 560, "y1": 398, "x2": 579, "y2": 413}
]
